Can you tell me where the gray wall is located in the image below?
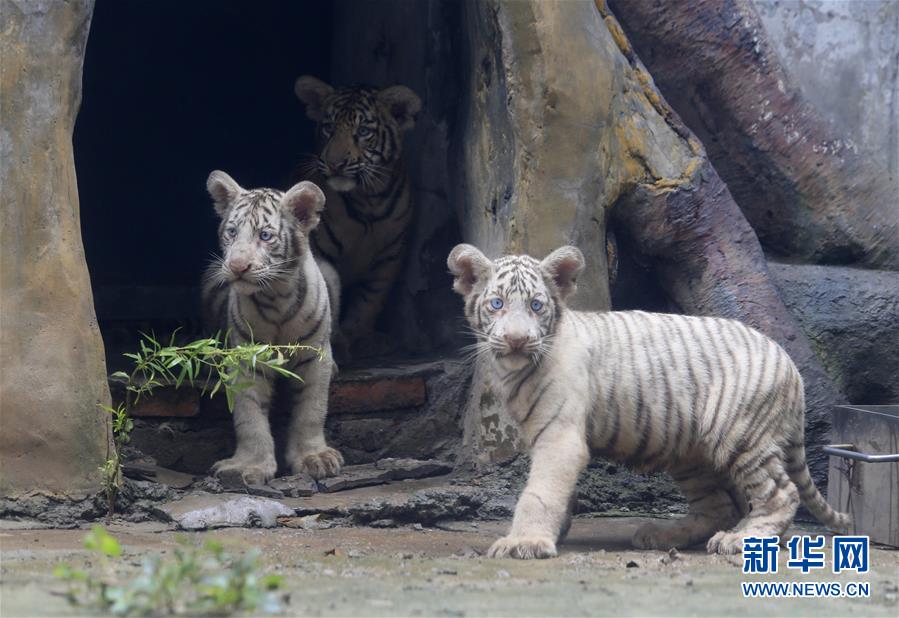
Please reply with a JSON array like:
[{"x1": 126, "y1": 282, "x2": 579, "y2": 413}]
[{"x1": 755, "y1": 0, "x2": 899, "y2": 179}]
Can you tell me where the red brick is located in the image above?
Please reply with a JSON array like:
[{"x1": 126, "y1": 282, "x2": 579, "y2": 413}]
[
  {"x1": 113, "y1": 385, "x2": 200, "y2": 418},
  {"x1": 329, "y1": 377, "x2": 426, "y2": 414}
]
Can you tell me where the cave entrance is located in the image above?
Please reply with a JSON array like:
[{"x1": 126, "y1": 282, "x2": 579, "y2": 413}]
[
  {"x1": 75, "y1": 0, "x2": 467, "y2": 472},
  {"x1": 76, "y1": 0, "x2": 464, "y2": 374},
  {"x1": 76, "y1": 0, "x2": 333, "y2": 372}
]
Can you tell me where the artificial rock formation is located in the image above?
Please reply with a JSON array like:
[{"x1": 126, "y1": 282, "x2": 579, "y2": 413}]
[
  {"x1": 610, "y1": 0, "x2": 899, "y2": 269},
  {"x1": 0, "y1": 0, "x2": 110, "y2": 496},
  {"x1": 770, "y1": 263, "x2": 899, "y2": 405}
]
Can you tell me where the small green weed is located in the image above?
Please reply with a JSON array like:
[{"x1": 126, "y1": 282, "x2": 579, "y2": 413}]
[
  {"x1": 100, "y1": 331, "x2": 320, "y2": 515},
  {"x1": 55, "y1": 526, "x2": 284, "y2": 616}
]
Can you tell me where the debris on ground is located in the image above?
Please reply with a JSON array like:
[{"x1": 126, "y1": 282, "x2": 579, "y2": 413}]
[
  {"x1": 157, "y1": 494, "x2": 294, "y2": 530},
  {"x1": 269, "y1": 474, "x2": 318, "y2": 497},
  {"x1": 660, "y1": 548, "x2": 680, "y2": 565},
  {"x1": 277, "y1": 514, "x2": 331, "y2": 530},
  {"x1": 317, "y1": 458, "x2": 454, "y2": 493},
  {"x1": 121, "y1": 462, "x2": 197, "y2": 489}
]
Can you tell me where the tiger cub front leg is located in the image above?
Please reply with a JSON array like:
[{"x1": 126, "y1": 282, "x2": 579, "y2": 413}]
[
  {"x1": 212, "y1": 372, "x2": 277, "y2": 485},
  {"x1": 489, "y1": 425, "x2": 589, "y2": 559},
  {"x1": 284, "y1": 348, "x2": 343, "y2": 479}
]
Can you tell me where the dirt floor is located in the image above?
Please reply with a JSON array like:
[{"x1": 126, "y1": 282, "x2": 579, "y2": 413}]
[{"x1": 1, "y1": 517, "x2": 897, "y2": 617}]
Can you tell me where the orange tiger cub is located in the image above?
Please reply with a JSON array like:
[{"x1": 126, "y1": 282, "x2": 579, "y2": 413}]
[{"x1": 294, "y1": 76, "x2": 421, "y2": 354}]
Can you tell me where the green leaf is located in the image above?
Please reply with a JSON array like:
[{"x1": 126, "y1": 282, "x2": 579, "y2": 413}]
[
  {"x1": 261, "y1": 574, "x2": 283, "y2": 590},
  {"x1": 84, "y1": 526, "x2": 122, "y2": 558},
  {"x1": 203, "y1": 540, "x2": 224, "y2": 553},
  {"x1": 267, "y1": 364, "x2": 303, "y2": 382}
]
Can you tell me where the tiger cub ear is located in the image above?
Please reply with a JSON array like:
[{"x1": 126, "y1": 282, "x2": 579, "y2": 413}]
[
  {"x1": 282, "y1": 180, "x2": 326, "y2": 232},
  {"x1": 207, "y1": 170, "x2": 243, "y2": 218},
  {"x1": 448, "y1": 244, "x2": 493, "y2": 297},
  {"x1": 378, "y1": 85, "x2": 422, "y2": 132},
  {"x1": 541, "y1": 246, "x2": 585, "y2": 301},
  {"x1": 294, "y1": 75, "x2": 334, "y2": 122}
]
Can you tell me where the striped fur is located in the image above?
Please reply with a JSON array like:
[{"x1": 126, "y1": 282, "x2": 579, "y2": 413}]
[
  {"x1": 294, "y1": 76, "x2": 421, "y2": 350},
  {"x1": 448, "y1": 243, "x2": 849, "y2": 558},
  {"x1": 202, "y1": 170, "x2": 343, "y2": 483}
]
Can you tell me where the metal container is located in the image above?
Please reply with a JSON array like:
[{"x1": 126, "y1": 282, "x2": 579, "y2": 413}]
[{"x1": 825, "y1": 405, "x2": 899, "y2": 547}]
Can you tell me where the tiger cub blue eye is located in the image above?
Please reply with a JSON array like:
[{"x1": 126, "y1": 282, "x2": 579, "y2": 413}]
[
  {"x1": 489, "y1": 298, "x2": 504, "y2": 311},
  {"x1": 357, "y1": 127, "x2": 371, "y2": 138},
  {"x1": 530, "y1": 299, "x2": 544, "y2": 312},
  {"x1": 226, "y1": 227, "x2": 237, "y2": 238},
  {"x1": 259, "y1": 230, "x2": 272, "y2": 241}
]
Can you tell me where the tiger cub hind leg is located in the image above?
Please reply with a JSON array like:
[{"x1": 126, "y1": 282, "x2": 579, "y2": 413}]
[
  {"x1": 633, "y1": 467, "x2": 741, "y2": 550},
  {"x1": 707, "y1": 452, "x2": 799, "y2": 555}
]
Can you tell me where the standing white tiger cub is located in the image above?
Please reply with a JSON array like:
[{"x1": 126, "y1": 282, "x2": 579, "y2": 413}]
[
  {"x1": 202, "y1": 171, "x2": 343, "y2": 484},
  {"x1": 448, "y1": 243, "x2": 849, "y2": 558}
]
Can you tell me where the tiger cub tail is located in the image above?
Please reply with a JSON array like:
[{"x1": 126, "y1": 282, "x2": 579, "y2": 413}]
[{"x1": 785, "y1": 442, "x2": 851, "y2": 532}]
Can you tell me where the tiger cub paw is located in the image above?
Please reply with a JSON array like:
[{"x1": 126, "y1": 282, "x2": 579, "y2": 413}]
[
  {"x1": 211, "y1": 456, "x2": 277, "y2": 486},
  {"x1": 487, "y1": 535, "x2": 557, "y2": 560},
  {"x1": 706, "y1": 530, "x2": 744, "y2": 555},
  {"x1": 291, "y1": 447, "x2": 344, "y2": 480}
]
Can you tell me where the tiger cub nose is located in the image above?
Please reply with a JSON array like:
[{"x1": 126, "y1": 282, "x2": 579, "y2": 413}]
[
  {"x1": 504, "y1": 334, "x2": 529, "y2": 350},
  {"x1": 228, "y1": 259, "x2": 252, "y2": 276}
]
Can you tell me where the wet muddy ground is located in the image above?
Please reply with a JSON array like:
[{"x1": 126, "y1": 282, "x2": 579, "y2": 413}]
[{"x1": 2, "y1": 517, "x2": 896, "y2": 617}]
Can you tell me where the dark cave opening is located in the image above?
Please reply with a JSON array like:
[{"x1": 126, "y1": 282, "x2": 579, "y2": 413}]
[{"x1": 75, "y1": 0, "x2": 466, "y2": 371}]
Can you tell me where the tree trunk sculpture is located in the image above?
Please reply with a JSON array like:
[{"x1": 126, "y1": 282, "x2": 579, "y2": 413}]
[{"x1": 609, "y1": 0, "x2": 899, "y2": 269}]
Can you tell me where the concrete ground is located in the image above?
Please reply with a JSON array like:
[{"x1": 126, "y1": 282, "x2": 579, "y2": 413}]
[{"x1": 1, "y1": 517, "x2": 896, "y2": 617}]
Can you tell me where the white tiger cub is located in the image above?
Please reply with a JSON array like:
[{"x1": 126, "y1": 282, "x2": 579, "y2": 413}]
[
  {"x1": 202, "y1": 171, "x2": 343, "y2": 483},
  {"x1": 448, "y1": 243, "x2": 849, "y2": 558}
]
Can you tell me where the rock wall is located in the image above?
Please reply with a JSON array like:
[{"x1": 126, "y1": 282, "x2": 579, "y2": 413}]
[
  {"x1": 755, "y1": 0, "x2": 899, "y2": 180},
  {"x1": 452, "y1": 0, "x2": 626, "y2": 312},
  {"x1": 0, "y1": 0, "x2": 110, "y2": 496},
  {"x1": 769, "y1": 263, "x2": 899, "y2": 405}
]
